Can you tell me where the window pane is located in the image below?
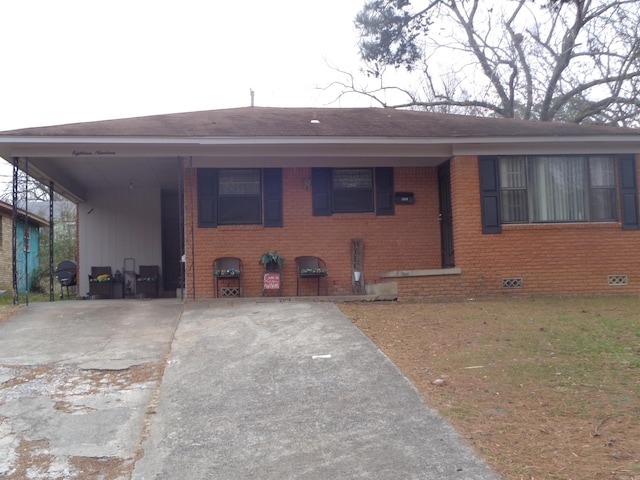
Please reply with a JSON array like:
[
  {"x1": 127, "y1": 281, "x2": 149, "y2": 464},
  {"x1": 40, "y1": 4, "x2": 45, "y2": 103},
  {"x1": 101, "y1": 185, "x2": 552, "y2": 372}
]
[
  {"x1": 333, "y1": 169, "x2": 373, "y2": 189},
  {"x1": 531, "y1": 156, "x2": 586, "y2": 221},
  {"x1": 591, "y1": 188, "x2": 617, "y2": 220},
  {"x1": 500, "y1": 156, "x2": 526, "y2": 188},
  {"x1": 219, "y1": 169, "x2": 260, "y2": 195},
  {"x1": 500, "y1": 157, "x2": 527, "y2": 222},
  {"x1": 218, "y1": 197, "x2": 261, "y2": 224},
  {"x1": 501, "y1": 190, "x2": 527, "y2": 222},
  {"x1": 333, "y1": 190, "x2": 374, "y2": 213},
  {"x1": 218, "y1": 169, "x2": 261, "y2": 224},
  {"x1": 332, "y1": 169, "x2": 374, "y2": 213},
  {"x1": 589, "y1": 156, "x2": 616, "y2": 187},
  {"x1": 589, "y1": 156, "x2": 617, "y2": 221}
]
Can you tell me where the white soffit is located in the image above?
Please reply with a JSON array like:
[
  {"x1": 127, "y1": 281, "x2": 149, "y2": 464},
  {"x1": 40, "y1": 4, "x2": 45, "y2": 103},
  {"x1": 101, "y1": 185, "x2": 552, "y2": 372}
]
[{"x1": 3, "y1": 134, "x2": 640, "y2": 159}]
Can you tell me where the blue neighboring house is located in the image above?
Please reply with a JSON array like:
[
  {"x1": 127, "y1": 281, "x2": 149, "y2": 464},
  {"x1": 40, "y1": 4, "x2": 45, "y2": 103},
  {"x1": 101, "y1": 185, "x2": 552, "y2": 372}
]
[{"x1": 0, "y1": 201, "x2": 49, "y2": 293}]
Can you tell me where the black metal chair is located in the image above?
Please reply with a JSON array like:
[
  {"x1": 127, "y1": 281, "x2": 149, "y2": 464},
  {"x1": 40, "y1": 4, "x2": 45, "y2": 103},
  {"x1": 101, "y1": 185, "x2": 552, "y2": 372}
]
[
  {"x1": 213, "y1": 257, "x2": 242, "y2": 298},
  {"x1": 295, "y1": 256, "x2": 328, "y2": 296}
]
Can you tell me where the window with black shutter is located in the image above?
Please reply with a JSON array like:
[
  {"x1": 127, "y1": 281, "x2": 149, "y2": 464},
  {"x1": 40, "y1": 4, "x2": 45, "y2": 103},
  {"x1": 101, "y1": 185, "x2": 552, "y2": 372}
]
[
  {"x1": 479, "y1": 154, "x2": 636, "y2": 233},
  {"x1": 312, "y1": 167, "x2": 395, "y2": 216},
  {"x1": 197, "y1": 168, "x2": 283, "y2": 227}
]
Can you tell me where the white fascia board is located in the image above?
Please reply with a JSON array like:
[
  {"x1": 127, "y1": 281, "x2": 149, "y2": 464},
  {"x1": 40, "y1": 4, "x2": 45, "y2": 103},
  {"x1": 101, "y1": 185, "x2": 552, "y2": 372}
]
[
  {"x1": 3, "y1": 133, "x2": 640, "y2": 146},
  {"x1": 3, "y1": 134, "x2": 640, "y2": 158},
  {"x1": 452, "y1": 138, "x2": 640, "y2": 156}
]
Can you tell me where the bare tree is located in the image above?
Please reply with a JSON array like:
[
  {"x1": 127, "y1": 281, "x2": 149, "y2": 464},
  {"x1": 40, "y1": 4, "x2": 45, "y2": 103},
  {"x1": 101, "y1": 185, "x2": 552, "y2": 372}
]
[
  {"x1": 0, "y1": 167, "x2": 51, "y2": 206},
  {"x1": 333, "y1": 0, "x2": 640, "y2": 125}
]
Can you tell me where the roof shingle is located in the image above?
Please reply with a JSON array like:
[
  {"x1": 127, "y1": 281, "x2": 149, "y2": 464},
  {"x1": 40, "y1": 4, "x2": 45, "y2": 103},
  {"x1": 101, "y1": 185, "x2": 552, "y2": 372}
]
[{"x1": 2, "y1": 107, "x2": 638, "y2": 138}]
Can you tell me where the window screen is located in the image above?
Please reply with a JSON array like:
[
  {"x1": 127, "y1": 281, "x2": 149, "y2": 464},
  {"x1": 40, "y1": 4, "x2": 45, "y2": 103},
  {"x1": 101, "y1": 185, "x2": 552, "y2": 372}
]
[
  {"x1": 332, "y1": 169, "x2": 374, "y2": 213},
  {"x1": 218, "y1": 169, "x2": 262, "y2": 224}
]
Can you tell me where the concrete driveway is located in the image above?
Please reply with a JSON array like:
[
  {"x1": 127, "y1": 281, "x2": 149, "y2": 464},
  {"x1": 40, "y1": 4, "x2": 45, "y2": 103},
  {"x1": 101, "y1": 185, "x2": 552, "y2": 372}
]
[{"x1": 0, "y1": 299, "x2": 498, "y2": 479}]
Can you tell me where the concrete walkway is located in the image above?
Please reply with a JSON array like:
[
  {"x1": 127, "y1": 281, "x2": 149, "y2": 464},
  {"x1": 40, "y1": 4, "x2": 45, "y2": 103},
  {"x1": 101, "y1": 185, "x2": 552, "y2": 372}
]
[{"x1": 0, "y1": 299, "x2": 499, "y2": 479}]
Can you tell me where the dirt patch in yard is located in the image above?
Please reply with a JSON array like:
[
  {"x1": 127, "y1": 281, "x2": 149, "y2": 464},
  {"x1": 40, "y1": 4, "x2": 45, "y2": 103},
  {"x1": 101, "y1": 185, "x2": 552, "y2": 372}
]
[
  {"x1": 0, "y1": 305, "x2": 20, "y2": 323},
  {"x1": 339, "y1": 296, "x2": 640, "y2": 480}
]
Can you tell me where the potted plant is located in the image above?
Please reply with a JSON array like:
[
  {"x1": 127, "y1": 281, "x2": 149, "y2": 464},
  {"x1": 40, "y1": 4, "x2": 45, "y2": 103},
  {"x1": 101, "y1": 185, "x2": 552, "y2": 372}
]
[{"x1": 260, "y1": 251, "x2": 284, "y2": 271}]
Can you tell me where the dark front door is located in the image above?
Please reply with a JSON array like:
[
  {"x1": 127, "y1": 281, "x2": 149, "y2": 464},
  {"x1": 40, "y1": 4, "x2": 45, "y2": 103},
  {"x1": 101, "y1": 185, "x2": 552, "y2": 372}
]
[{"x1": 438, "y1": 161, "x2": 455, "y2": 268}]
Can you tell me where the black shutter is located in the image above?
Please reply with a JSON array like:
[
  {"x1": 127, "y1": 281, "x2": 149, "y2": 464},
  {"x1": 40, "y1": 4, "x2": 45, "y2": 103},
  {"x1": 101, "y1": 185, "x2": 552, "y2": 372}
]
[
  {"x1": 619, "y1": 154, "x2": 639, "y2": 230},
  {"x1": 478, "y1": 156, "x2": 502, "y2": 234},
  {"x1": 375, "y1": 167, "x2": 395, "y2": 215},
  {"x1": 263, "y1": 168, "x2": 283, "y2": 227},
  {"x1": 197, "y1": 168, "x2": 218, "y2": 228},
  {"x1": 312, "y1": 168, "x2": 332, "y2": 216}
]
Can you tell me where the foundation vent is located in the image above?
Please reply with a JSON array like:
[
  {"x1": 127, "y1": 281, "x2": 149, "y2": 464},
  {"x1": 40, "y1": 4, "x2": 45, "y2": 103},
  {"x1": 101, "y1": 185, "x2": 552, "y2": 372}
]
[
  {"x1": 608, "y1": 275, "x2": 628, "y2": 286},
  {"x1": 220, "y1": 287, "x2": 242, "y2": 297},
  {"x1": 502, "y1": 277, "x2": 523, "y2": 289}
]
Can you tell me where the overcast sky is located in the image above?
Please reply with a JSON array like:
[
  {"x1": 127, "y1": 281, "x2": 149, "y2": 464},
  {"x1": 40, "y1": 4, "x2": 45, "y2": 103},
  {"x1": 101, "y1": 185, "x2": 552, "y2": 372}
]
[
  {"x1": 0, "y1": 0, "x2": 388, "y2": 184},
  {"x1": 0, "y1": 0, "x2": 377, "y2": 133}
]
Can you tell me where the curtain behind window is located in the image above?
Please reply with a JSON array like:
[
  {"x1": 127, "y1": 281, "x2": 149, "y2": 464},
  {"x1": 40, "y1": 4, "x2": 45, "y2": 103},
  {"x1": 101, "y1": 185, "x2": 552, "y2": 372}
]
[{"x1": 531, "y1": 156, "x2": 586, "y2": 221}]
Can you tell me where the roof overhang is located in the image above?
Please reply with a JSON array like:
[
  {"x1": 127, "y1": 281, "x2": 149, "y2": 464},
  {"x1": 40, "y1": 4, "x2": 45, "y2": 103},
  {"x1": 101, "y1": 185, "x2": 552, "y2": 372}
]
[{"x1": 2, "y1": 132, "x2": 640, "y2": 203}]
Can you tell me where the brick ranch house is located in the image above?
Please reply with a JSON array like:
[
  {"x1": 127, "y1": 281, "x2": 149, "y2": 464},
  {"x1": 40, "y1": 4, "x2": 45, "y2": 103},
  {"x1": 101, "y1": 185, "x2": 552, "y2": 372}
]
[{"x1": 1, "y1": 107, "x2": 640, "y2": 300}]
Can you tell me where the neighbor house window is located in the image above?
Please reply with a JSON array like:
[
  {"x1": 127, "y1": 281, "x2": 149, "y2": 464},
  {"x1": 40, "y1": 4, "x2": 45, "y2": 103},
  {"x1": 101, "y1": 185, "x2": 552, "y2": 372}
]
[
  {"x1": 24, "y1": 227, "x2": 30, "y2": 252},
  {"x1": 312, "y1": 167, "x2": 394, "y2": 216},
  {"x1": 499, "y1": 155, "x2": 617, "y2": 223},
  {"x1": 197, "y1": 168, "x2": 283, "y2": 228}
]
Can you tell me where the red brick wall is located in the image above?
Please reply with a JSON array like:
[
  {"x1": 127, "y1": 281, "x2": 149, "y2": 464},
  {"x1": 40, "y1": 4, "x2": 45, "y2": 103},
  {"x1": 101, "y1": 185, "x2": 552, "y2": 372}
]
[
  {"x1": 184, "y1": 166, "x2": 442, "y2": 298},
  {"x1": 0, "y1": 215, "x2": 12, "y2": 293},
  {"x1": 185, "y1": 156, "x2": 640, "y2": 300},
  {"x1": 393, "y1": 155, "x2": 640, "y2": 299}
]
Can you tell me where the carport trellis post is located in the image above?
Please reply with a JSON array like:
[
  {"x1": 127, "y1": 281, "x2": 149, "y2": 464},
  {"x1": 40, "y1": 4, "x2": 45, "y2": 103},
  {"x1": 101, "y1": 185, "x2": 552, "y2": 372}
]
[
  {"x1": 22, "y1": 159, "x2": 29, "y2": 305},
  {"x1": 11, "y1": 158, "x2": 18, "y2": 305},
  {"x1": 49, "y1": 180, "x2": 55, "y2": 302}
]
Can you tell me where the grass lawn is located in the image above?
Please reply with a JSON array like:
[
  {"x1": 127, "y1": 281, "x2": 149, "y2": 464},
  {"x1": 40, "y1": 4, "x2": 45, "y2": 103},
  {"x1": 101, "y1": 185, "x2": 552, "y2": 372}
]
[
  {"x1": 0, "y1": 292, "x2": 74, "y2": 306},
  {"x1": 339, "y1": 296, "x2": 640, "y2": 480}
]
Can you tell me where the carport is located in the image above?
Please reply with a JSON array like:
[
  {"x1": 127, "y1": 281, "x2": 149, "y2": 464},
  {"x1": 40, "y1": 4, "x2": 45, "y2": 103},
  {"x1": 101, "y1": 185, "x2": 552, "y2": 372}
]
[{"x1": 2, "y1": 137, "x2": 186, "y2": 303}]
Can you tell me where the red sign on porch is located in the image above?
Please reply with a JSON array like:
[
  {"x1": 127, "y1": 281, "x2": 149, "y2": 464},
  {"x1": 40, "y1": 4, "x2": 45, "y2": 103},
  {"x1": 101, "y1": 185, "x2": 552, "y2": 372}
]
[{"x1": 263, "y1": 273, "x2": 281, "y2": 290}]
